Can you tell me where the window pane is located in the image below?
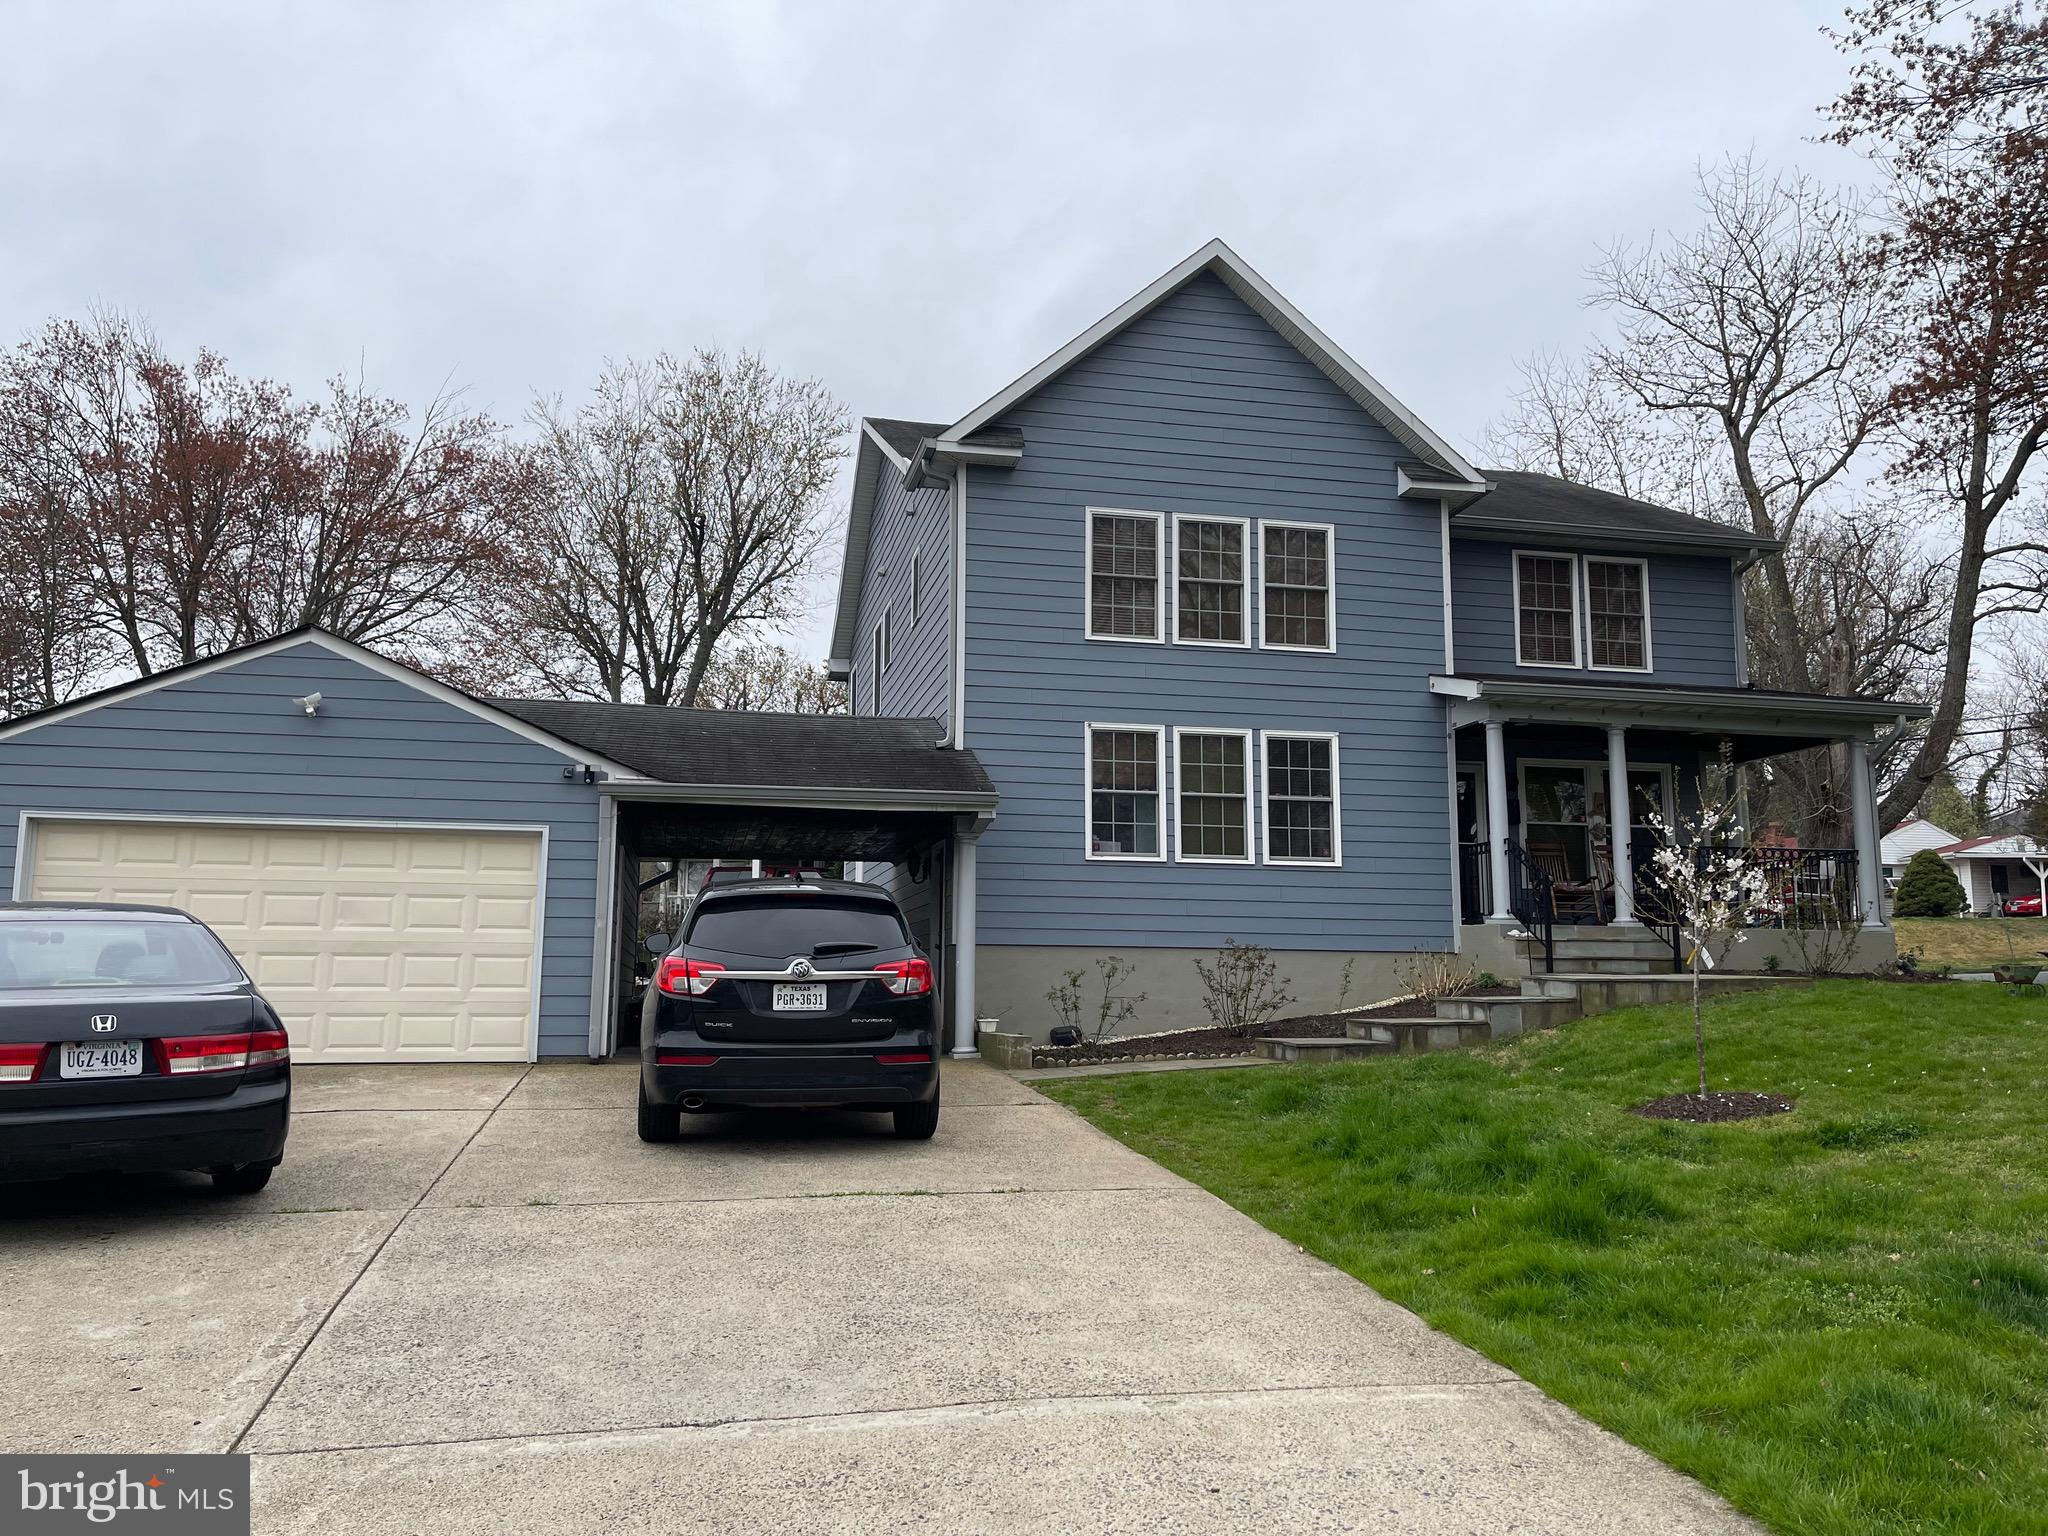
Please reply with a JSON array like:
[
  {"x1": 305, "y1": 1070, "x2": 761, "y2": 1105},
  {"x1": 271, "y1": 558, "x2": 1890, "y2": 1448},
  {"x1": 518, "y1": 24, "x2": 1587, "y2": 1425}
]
[
  {"x1": 1176, "y1": 519, "x2": 1245, "y2": 642},
  {"x1": 1586, "y1": 560, "x2": 1646, "y2": 669},
  {"x1": 1516, "y1": 555, "x2": 1577, "y2": 665},
  {"x1": 0, "y1": 920, "x2": 241, "y2": 988},
  {"x1": 1090, "y1": 514, "x2": 1158, "y2": 638},
  {"x1": 1263, "y1": 526, "x2": 1330, "y2": 647},
  {"x1": 1265, "y1": 737, "x2": 1336, "y2": 862},
  {"x1": 1178, "y1": 733, "x2": 1247, "y2": 859},
  {"x1": 1090, "y1": 729, "x2": 1160, "y2": 855}
]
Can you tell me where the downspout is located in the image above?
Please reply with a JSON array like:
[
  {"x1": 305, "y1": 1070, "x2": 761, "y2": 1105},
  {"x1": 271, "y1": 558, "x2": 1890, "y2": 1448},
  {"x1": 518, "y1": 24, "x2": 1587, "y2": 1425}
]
[{"x1": 907, "y1": 441, "x2": 969, "y2": 751}]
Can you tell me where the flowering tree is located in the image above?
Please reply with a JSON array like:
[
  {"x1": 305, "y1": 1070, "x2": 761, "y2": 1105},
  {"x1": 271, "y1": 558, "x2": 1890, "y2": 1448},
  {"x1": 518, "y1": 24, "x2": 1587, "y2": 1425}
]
[{"x1": 1643, "y1": 797, "x2": 1784, "y2": 1099}]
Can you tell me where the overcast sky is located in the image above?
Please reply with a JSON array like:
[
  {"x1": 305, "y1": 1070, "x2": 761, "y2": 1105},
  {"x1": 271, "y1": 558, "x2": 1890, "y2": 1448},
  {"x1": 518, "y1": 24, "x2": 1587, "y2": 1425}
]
[{"x1": 1, "y1": 0, "x2": 1871, "y2": 657}]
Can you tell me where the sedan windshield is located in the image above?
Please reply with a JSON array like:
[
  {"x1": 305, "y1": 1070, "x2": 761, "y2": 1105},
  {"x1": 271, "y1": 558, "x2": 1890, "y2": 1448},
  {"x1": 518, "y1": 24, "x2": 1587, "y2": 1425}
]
[{"x1": 0, "y1": 921, "x2": 243, "y2": 988}]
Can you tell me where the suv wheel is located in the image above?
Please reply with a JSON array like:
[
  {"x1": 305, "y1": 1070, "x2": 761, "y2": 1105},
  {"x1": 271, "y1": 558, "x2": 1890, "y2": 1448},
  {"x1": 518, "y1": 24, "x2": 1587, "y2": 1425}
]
[
  {"x1": 638, "y1": 1082, "x2": 682, "y2": 1143},
  {"x1": 210, "y1": 1160, "x2": 275, "y2": 1195},
  {"x1": 893, "y1": 1086, "x2": 940, "y2": 1141}
]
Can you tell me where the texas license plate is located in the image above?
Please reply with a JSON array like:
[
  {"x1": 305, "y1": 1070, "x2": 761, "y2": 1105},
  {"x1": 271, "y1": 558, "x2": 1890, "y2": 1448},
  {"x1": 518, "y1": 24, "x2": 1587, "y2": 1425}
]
[
  {"x1": 772, "y1": 983, "x2": 827, "y2": 1012},
  {"x1": 60, "y1": 1040, "x2": 143, "y2": 1078}
]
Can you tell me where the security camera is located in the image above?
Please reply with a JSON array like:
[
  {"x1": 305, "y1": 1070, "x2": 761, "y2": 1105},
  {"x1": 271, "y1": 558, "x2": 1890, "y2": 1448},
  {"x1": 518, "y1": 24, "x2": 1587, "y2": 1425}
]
[{"x1": 295, "y1": 692, "x2": 322, "y2": 717}]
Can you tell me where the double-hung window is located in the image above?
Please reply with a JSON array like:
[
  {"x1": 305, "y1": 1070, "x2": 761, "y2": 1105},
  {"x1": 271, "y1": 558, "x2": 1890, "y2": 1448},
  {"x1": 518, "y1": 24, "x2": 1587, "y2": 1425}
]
[
  {"x1": 1514, "y1": 552, "x2": 1581, "y2": 668},
  {"x1": 1585, "y1": 557, "x2": 1650, "y2": 671},
  {"x1": 1262, "y1": 731, "x2": 1340, "y2": 865},
  {"x1": 1259, "y1": 522, "x2": 1333, "y2": 650},
  {"x1": 1173, "y1": 729, "x2": 1252, "y2": 863},
  {"x1": 1086, "y1": 724, "x2": 1165, "y2": 860},
  {"x1": 1087, "y1": 510, "x2": 1163, "y2": 641},
  {"x1": 1173, "y1": 516, "x2": 1249, "y2": 645},
  {"x1": 910, "y1": 549, "x2": 922, "y2": 626}
]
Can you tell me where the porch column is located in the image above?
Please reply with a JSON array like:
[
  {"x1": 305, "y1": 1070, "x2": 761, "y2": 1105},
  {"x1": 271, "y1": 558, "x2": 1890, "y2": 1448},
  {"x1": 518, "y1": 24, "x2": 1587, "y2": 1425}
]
[
  {"x1": 1605, "y1": 724, "x2": 1634, "y2": 924},
  {"x1": 950, "y1": 829, "x2": 980, "y2": 1057},
  {"x1": 1484, "y1": 719, "x2": 1511, "y2": 921},
  {"x1": 1848, "y1": 738, "x2": 1885, "y2": 928}
]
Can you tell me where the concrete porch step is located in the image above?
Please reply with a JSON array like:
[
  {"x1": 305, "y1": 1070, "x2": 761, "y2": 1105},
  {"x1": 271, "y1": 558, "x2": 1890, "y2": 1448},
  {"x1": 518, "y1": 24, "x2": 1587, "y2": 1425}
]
[
  {"x1": 1518, "y1": 935, "x2": 1676, "y2": 962},
  {"x1": 1433, "y1": 993, "x2": 1583, "y2": 1038},
  {"x1": 1518, "y1": 972, "x2": 1813, "y2": 1010},
  {"x1": 1255, "y1": 1035, "x2": 1397, "y2": 1062},
  {"x1": 1342, "y1": 1016, "x2": 1492, "y2": 1052}
]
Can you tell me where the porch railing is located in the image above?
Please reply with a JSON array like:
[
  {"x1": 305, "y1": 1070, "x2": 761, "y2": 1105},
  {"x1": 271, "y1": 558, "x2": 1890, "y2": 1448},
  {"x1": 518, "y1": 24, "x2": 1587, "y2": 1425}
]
[
  {"x1": 1456, "y1": 841, "x2": 1491, "y2": 925},
  {"x1": 1506, "y1": 841, "x2": 1557, "y2": 972},
  {"x1": 1630, "y1": 845, "x2": 1861, "y2": 966}
]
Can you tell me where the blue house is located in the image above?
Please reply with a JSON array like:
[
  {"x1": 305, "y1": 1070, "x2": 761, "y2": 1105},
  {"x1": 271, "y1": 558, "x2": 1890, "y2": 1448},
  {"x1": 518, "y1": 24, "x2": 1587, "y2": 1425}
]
[{"x1": 832, "y1": 240, "x2": 1921, "y2": 1044}]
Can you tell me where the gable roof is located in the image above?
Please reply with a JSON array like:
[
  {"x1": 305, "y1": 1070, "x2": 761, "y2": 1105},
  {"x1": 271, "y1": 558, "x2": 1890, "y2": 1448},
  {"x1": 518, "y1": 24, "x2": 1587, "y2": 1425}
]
[
  {"x1": 1935, "y1": 834, "x2": 2047, "y2": 859},
  {"x1": 864, "y1": 416, "x2": 946, "y2": 465},
  {"x1": 939, "y1": 238, "x2": 1479, "y2": 479},
  {"x1": 1880, "y1": 816, "x2": 1960, "y2": 864},
  {"x1": 1458, "y1": 470, "x2": 1778, "y2": 554},
  {"x1": 486, "y1": 698, "x2": 995, "y2": 804},
  {"x1": 0, "y1": 626, "x2": 642, "y2": 778}
]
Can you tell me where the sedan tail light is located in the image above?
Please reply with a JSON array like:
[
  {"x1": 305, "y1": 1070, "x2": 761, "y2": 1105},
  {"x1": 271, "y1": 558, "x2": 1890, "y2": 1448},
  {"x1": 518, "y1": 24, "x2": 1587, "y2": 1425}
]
[
  {"x1": 158, "y1": 1029, "x2": 290, "y2": 1075},
  {"x1": 875, "y1": 958, "x2": 933, "y2": 996},
  {"x1": 0, "y1": 1043, "x2": 47, "y2": 1084},
  {"x1": 655, "y1": 956, "x2": 726, "y2": 997}
]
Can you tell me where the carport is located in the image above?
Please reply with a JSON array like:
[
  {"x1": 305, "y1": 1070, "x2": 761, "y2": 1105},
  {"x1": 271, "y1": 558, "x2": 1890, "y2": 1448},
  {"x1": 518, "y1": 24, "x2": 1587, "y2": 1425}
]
[{"x1": 486, "y1": 700, "x2": 998, "y2": 1061}]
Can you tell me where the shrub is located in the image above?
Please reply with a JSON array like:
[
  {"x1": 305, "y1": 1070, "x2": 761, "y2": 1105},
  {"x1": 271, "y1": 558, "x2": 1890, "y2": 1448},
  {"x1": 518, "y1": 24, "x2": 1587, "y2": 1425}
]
[
  {"x1": 1892, "y1": 849, "x2": 1967, "y2": 917},
  {"x1": 1396, "y1": 950, "x2": 1477, "y2": 1003},
  {"x1": 1192, "y1": 940, "x2": 1297, "y2": 1040},
  {"x1": 1045, "y1": 956, "x2": 1147, "y2": 1043}
]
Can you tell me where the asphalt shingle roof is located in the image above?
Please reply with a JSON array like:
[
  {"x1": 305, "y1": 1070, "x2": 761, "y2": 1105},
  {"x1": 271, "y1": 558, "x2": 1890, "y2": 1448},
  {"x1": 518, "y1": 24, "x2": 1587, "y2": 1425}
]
[
  {"x1": 485, "y1": 697, "x2": 996, "y2": 799},
  {"x1": 1465, "y1": 470, "x2": 1774, "y2": 551},
  {"x1": 865, "y1": 417, "x2": 948, "y2": 461}
]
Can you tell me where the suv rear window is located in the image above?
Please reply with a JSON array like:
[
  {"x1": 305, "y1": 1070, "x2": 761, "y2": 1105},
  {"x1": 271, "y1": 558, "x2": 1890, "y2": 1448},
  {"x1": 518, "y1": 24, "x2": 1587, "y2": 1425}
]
[
  {"x1": 684, "y1": 897, "x2": 908, "y2": 958},
  {"x1": 0, "y1": 920, "x2": 243, "y2": 988}
]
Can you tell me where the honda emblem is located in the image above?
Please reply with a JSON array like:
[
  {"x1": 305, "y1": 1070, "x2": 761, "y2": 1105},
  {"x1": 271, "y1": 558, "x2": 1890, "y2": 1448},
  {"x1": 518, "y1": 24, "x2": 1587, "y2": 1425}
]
[{"x1": 89, "y1": 1014, "x2": 118, "y2": 1033}]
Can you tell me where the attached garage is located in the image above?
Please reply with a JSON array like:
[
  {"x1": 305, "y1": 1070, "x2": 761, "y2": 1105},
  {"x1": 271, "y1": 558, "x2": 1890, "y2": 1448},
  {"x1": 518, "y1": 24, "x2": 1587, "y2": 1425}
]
[
  {"x1": 22, "y1": 817, "x2": 545, "y2": 1062},
  {"x1": 0, "y1": 627, "x2": 998, "y2": 1065}
]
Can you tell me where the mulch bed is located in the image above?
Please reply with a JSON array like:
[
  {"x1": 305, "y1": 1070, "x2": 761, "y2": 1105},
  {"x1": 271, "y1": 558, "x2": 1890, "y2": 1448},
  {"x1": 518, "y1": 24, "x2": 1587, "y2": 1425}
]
[
  {"x1": 1630, "y1": 1090, "x2": 1796, "y2": 1123},
  {"x1": 1029, "y1": 986, "x2": 1525, "y2": 1067}
]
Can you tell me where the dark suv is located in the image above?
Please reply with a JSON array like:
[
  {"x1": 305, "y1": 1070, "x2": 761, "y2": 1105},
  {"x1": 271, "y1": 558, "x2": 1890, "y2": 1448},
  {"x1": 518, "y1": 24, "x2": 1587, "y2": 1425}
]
[{"x1": 638, "y1": 879, "x2": 940, "y2": 1143}]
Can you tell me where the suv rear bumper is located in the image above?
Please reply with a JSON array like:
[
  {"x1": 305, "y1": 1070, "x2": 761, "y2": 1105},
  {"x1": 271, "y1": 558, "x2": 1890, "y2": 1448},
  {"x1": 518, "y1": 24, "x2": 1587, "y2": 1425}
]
[
  {"x1": 644, "y1": 1047, "x2": 939, "y2": 1111},
  {"x1": 0, "y1": 1075, "x2": 290, "y2": 1181}
]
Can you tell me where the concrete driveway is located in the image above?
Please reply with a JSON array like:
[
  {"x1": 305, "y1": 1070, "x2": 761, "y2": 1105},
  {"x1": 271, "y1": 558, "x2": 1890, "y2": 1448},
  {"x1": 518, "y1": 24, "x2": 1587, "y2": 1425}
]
[{"x1": 1, "y1": 1061, "x2": 1753, "y2": 1533}]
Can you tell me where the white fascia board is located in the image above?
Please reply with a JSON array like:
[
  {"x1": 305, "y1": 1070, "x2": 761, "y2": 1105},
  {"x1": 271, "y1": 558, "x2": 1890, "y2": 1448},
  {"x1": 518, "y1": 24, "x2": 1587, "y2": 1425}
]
[
  {"x1": 936, "y1": 239, "x2": 1480, "y2": 481},
  {"x1": 829, "y1": 429, "x2": 893, "y2": 660}
]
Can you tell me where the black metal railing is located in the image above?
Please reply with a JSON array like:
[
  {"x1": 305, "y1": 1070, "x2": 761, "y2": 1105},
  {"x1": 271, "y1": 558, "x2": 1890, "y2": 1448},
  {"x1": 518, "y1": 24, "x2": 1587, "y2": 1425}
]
[
  {"x1": 1507, "y1": 840, "x2": 1557, "y2": 972},
  {"x1": 1457, "y1": 841, "x2": 1491, "y2": 924},
  {"x1": 1631, "y1": 844, "x2": 1861, "y2": 966}
]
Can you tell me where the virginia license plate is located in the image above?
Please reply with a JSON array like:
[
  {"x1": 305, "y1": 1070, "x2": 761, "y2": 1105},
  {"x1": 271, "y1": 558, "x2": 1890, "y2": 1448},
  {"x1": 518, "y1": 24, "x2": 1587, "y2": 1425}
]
[
  {"x1": 60, "y1": 1040, "x2": 143, "y2": 1079},
  {"x1": 772, "y1": 983, "x2": 827, "y2": 1012}
]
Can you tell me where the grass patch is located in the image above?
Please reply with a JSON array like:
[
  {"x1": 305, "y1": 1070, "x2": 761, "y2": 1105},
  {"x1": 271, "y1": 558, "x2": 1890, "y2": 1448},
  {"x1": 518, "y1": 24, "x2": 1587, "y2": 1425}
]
[
  {"x1": 1040, "y1": 980, "x2": 2048, "y2": 1534},
  {"x1": 1895, "y1": 915, "x2": 2048, "y2": 970}
]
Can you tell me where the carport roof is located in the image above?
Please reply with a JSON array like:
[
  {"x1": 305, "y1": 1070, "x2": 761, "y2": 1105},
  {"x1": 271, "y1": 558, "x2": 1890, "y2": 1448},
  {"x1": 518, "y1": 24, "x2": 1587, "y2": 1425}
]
[{"x1": 486, "y1": 698, "x2": 997, "y2": 804}]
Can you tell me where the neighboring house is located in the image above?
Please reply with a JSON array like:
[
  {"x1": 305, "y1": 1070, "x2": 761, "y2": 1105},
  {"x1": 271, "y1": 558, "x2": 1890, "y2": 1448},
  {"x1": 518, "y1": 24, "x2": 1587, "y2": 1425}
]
[
  {"x1": 1881, "y1": 817, "x2": 1960, "y2": 885},
  {"x1": 0, "y1": 630, "x2": 994, "y2": 1063},
  {"x1": 832, "y1": 239, "x2": 1929, "y2": 1041},
  {"x1": 1933, "y1": 835, "x2": 2048, "y2": 915}
]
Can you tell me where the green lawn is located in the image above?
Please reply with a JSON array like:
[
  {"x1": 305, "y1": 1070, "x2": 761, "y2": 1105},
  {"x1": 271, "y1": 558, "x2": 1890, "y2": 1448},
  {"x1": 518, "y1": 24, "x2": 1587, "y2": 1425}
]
[
  {"x1": 1896, "y1": 915, "x2": 2048, "y2": 971},
  {"x1": 1040, "y1": 981, "x2": 2048, "y2": 1535}
]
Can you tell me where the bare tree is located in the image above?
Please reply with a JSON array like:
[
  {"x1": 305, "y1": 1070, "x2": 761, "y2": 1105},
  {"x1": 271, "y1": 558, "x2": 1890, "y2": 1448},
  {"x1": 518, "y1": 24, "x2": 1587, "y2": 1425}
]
[
  {"x1": 504, "y1": 350, "x2": 846, "y2": 707},
  {"x1": 693, "y1": 641, "x2": 845, "y2": 713},
  {"x1": 1826, "y1": 0, "x2": 2048, "y2": 827},
  {"x1": 1590, "y1": 156, "x2": 1902, "y2": 695}
]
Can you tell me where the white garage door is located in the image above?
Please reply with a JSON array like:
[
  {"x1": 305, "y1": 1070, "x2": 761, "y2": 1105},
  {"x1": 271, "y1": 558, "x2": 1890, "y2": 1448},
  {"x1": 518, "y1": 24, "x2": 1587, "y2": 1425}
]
[{"x1": 27, "y1": 818, "x2": 543, "y2": 1063}]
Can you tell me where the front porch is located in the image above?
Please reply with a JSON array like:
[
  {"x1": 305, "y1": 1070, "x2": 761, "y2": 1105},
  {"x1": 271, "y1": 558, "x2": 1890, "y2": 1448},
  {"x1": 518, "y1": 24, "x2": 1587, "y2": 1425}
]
[{"x1": 1432, "y1": 673, "x2": 1928, "y2": 971}]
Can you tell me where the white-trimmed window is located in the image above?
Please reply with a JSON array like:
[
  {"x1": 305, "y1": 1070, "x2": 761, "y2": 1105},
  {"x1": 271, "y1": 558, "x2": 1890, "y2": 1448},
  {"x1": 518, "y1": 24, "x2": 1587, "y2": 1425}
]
[
  {"x1": 1173, "y1": 515, "x2": 1250, "y2": 646},
  {"x1": 1259, "y1": 520, "x2": 1334, "y2": 651},
  {"x1": 1086, "y1": 723, "x2": 1166, "y2": 860},
  {"x1": 911, "y1": 549, "x2": 922, "y2": 626},
  {"x1": 1513, "y1": 551, "x2": 1581, "y2": 668},
  {"x1": 873, "y1": 610, "x2": 889, "y2": 688},
  {"x1": 1173, "y1": 728, "x2": 1253, "y2": 864},
  {"x1": 1086, "y1": 509, "x2": 1164, "y2": 642},
  {"x1": 1261, "y1": 731, "x2": 1341, "y2": 865},
  {"x1": 1585, "y1": 557, "x2": 1650, "y2": 672}
]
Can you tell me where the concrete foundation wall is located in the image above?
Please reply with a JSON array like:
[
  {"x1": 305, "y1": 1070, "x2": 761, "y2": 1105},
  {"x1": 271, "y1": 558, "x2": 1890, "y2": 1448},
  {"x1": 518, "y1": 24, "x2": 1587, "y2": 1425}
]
[
  {"x1": 974, "y1": 944, "x2": 1421, "y2": 1043},
  {"x1": 1725, "y1": 925, "x2": 1897, "y2": 973}
]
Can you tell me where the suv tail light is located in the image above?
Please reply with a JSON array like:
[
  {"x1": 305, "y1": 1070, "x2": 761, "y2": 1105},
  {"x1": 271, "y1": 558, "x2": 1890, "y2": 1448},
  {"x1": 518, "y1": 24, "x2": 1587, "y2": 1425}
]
[
  {"x1": 158, "y1": 1029, "x2": 290, "y2": 1075},
  {"x1": 0, "y1": 1043, "x2": 47, "y2": 1084},
  {"x1": 875, "y1": 958, "x2": 932, "y2": 996},
  {"x1": 655, "y1": 956, "x2": 726, "y2": 997}
]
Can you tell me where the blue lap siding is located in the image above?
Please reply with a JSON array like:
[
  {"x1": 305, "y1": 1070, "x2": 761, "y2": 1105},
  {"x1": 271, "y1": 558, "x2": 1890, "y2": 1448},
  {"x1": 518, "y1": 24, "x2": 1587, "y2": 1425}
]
[
  {"x1": 960, "y1": 272, "x2": 1455, "y2": 953},
  {"x1": 1448, "y1": 538, "x2": 1741, "y2": 686},
  {"x1": 0, "y1": 640, "x2": 604, "y2": 1057}
]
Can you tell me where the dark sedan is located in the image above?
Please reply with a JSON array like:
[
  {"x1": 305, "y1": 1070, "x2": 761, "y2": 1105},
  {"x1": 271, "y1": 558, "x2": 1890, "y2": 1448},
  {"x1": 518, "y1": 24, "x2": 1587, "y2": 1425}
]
[
  {"x1": 0, "y1": 903, "x2": 290, "y2": 1194},
  {"x1": 638, "y1": 879, "x2": 941, "y2": 1143}
]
